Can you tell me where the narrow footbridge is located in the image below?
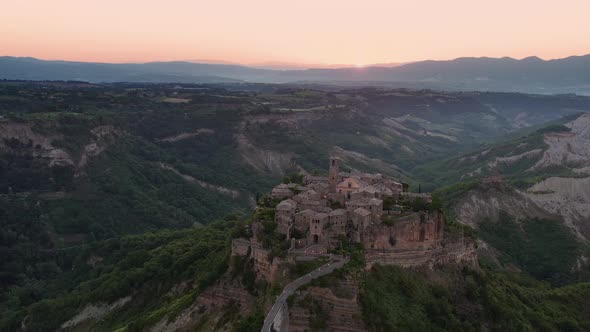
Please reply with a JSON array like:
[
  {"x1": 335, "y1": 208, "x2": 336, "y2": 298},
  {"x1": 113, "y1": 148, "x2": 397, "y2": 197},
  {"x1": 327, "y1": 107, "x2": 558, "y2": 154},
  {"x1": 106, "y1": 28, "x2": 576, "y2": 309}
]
[{"x1": 261, "y1": 255, "x2": 350, "y2": 332}]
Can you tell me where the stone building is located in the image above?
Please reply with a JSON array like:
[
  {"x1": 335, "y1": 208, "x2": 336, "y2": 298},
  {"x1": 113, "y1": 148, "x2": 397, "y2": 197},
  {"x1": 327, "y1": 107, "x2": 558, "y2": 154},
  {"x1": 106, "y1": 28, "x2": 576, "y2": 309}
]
[
  {"x1": 345, "y1": 198, "x2": 383, "y2": 222},
  {"x1": 328, "y1": 157, "x2": 339, "y2": 193},
  {"x1": 309, "y1": 212, "x2": 328, "y2": 245},
  {"x1": 336, "y1": 177, "x2": 363, "y2": 199},
  {"x1": 294, "y1": 209, "x2": 314, "y2": 233}
]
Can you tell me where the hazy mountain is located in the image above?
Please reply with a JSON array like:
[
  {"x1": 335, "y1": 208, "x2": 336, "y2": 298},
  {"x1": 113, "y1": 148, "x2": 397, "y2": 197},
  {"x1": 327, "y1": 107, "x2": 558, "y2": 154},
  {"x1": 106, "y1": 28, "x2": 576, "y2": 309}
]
[
  {"x1": 0, "y1": 57, "x2": 248, "y2": 83},
  {"x1": 2, "y1": 55, "x2": 590, "y2": 94},
  {"x1": 276, "y1": 55, "x2": 590, "y2": 94}
]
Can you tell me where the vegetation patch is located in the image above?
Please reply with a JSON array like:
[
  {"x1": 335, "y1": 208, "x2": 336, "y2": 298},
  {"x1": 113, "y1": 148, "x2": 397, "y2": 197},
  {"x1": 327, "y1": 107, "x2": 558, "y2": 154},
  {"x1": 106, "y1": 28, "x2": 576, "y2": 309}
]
[
  {"x1": 361, "y1": 264, "x2": 590, "y2": 331},
  {"x1": 478, "y1": 212, "x2": 582, "y2": 284},
  {"x1": 0, "y1": 223, "x2": 232, "y2": 331}
]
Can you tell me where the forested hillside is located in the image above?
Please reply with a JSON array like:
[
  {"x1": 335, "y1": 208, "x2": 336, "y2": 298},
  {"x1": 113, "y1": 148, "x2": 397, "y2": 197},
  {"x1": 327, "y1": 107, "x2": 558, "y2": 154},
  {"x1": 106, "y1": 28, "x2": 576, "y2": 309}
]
[{"x1": 2, "y1": 81, "x2": 590, "y2": 331}]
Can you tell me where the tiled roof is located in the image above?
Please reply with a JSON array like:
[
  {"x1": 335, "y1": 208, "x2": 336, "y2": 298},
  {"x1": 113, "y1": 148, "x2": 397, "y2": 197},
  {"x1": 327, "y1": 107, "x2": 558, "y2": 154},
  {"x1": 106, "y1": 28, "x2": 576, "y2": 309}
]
[{"x1": 353, "y1": 207, "x2": 371, "y2": 216}]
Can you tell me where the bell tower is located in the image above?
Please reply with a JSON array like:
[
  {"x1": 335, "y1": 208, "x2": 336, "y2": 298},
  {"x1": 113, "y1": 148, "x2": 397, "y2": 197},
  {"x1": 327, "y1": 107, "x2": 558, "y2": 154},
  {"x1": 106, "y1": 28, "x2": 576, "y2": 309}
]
[{"x1": 329, "y1": 157, "x2": 339, "y2": 193}]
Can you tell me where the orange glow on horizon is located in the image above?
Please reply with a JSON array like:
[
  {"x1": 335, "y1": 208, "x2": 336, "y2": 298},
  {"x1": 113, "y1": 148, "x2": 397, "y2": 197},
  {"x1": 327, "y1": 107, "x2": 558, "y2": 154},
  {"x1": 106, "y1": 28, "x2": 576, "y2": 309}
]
[{"x1": 1, "y1": 0, "x2": 589, "y2": 66}]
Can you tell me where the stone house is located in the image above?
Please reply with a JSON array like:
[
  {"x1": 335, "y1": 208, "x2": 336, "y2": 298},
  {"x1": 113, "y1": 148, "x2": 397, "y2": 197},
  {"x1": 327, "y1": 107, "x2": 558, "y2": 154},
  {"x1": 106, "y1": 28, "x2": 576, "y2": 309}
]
[
  {"x1": 275, "y1": 199, "x2": 297, "y2": 235},
  {"x1": 294, "y1": 209, "x2": 314, "y2": 233},
  {"x1": 346, "y1": 198, "x2": 383, "y2": 222},
  {"x1": 328, "y1": 209, "x2": 347, "y2": 231},
  {"x1": 350, "y1": 186, "x2": 380, "y2": 200},
  {"x1": 309, "y1": 212, "x2": 328, "y2": 245},
  {"x1": 271, "y1": 183, "x2": 293, "y2": 199},
  {"x1": 349, "y1": 208, "x2": 372, "y2": 242},
  {"x1": 299, "y1": 199, "x2": 324, "y2": 211}
]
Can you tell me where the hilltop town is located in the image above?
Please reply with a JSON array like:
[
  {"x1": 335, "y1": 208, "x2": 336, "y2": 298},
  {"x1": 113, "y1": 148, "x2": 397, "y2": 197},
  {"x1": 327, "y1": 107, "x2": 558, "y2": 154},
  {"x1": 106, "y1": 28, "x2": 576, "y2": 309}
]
[
  {"x1": 231, "y1": 157, "x2": 476, "y2": 330},
  {"x1": 272, "y1": 157, "x2": 440, "y2": 253},
  {"x1": 233, "y1": 157, "x2": 476, "y2": 279}
]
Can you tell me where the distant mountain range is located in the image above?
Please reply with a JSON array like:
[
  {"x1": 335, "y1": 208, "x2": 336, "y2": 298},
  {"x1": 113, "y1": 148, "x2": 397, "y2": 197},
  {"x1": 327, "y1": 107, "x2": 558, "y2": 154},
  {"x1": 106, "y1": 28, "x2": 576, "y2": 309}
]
[{"x1": 1, "y1": 55, "x2": 589, "y2": 94}]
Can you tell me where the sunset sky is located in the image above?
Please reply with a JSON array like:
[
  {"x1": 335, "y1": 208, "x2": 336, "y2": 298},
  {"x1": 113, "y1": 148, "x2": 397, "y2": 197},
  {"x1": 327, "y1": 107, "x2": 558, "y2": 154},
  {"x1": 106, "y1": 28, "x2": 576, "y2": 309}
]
[{"x1": 1, "y1": 0, "x2": 589, "y2": 67}]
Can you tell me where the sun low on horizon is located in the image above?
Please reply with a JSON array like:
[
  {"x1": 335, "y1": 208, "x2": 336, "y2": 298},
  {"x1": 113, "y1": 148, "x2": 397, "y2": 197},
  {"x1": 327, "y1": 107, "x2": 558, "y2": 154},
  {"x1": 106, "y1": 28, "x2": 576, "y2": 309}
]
[{"x1": 1, "y1": 0, "x2": 589, "y2": 67}]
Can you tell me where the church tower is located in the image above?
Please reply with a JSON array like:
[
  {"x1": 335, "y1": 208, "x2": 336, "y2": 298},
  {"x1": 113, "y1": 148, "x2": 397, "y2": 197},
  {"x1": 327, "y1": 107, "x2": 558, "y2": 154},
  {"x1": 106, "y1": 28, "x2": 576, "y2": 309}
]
[{"x1": 329, "y1": 157, "x2": 339, "y2": 193}]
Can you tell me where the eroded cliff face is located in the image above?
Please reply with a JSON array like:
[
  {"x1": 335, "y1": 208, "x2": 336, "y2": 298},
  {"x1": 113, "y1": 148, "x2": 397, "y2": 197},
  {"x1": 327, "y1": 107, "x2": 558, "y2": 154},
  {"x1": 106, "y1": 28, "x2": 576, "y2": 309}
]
[
  {"x1": 455, "y1": 113, "x2": 590, "y2": 183},
  {"x1": 0, "y1": 120, "x2": 121, "y2": 171},
  {"x1": 455, "y1": 180, "x2": 590, "y2": 241},
  {"x1": 150, "y1": 279, "x2": 256, "y2": 332},
  {"x1": 76, "y1": 125, "x2": 122, "y2": 169},
  {"x1": 288, "y1": 277, "x2": 367, "y2": 332},
  {"x1": 234, "y1": 111, "x2": 329, "y2": 177},
  {"x1": 532, "y1": 113, "x2": 590, "y2": 171},
  {"x1": 455, "y1": 184, "x2": 551, "y2": 228},
  {"x1": 365, "y1": 236, "x2": 478, "y2": 269},
  {"x1": 235, "y1": 119, "x2": 298, "y2": 177},
  {"x1": 231, "y1": 235, "x2": 284, "y2": 283},
  {"x1": 60, "y1": 297, "x2": 132, "y2": 330},
  {"x1": 0, "y1": 121, "x2": 73, "y2": 167},
  {"x1": 331, "y1": 146, "x2": 407, "y2": 178},
  {"x1": 526, "y1": 177, "x2": 590, "y2": 239}
]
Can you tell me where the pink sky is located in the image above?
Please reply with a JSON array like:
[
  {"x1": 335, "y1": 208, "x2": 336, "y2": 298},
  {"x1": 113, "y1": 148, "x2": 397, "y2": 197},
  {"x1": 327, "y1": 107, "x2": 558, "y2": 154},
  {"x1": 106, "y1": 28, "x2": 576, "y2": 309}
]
[{"x1": 1, "y1": 0, "x2": 589, "y2": 66}]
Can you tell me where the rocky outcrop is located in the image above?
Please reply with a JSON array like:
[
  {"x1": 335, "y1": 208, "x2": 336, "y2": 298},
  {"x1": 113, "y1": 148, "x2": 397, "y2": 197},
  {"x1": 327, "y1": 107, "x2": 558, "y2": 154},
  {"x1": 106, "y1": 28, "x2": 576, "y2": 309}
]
[
  {"x1": 250, "y1": 241, "x2": 282, "y2": 282},
  {"x1": 77, "y1": 125, "x2": 121, "y2": 169},
  {"x1": 487, "y1": 149, "x2": 543, "y2": 169},
  {"x1": 61, "y1": 296, "x2": 132, "y2": 330},
  {"x1": 526, "y1": 177, "x2": 590, "y2": 239},
  {"x1": 531, "y1": 113, "x2": 590, "y2": 170},
  {"x1": 157, "y1": 129, "x2": 215, "y2": 142},
  {"x1": 159, "y1": 163, "x2": 242, "y2": 199}
]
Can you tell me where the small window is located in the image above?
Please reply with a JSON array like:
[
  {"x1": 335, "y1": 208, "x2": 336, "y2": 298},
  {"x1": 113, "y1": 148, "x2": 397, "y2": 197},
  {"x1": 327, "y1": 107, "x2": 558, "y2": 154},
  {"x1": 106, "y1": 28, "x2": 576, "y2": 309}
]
[{"x1": 348, "y1": 182, "x2": 352, "y2": 188}]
